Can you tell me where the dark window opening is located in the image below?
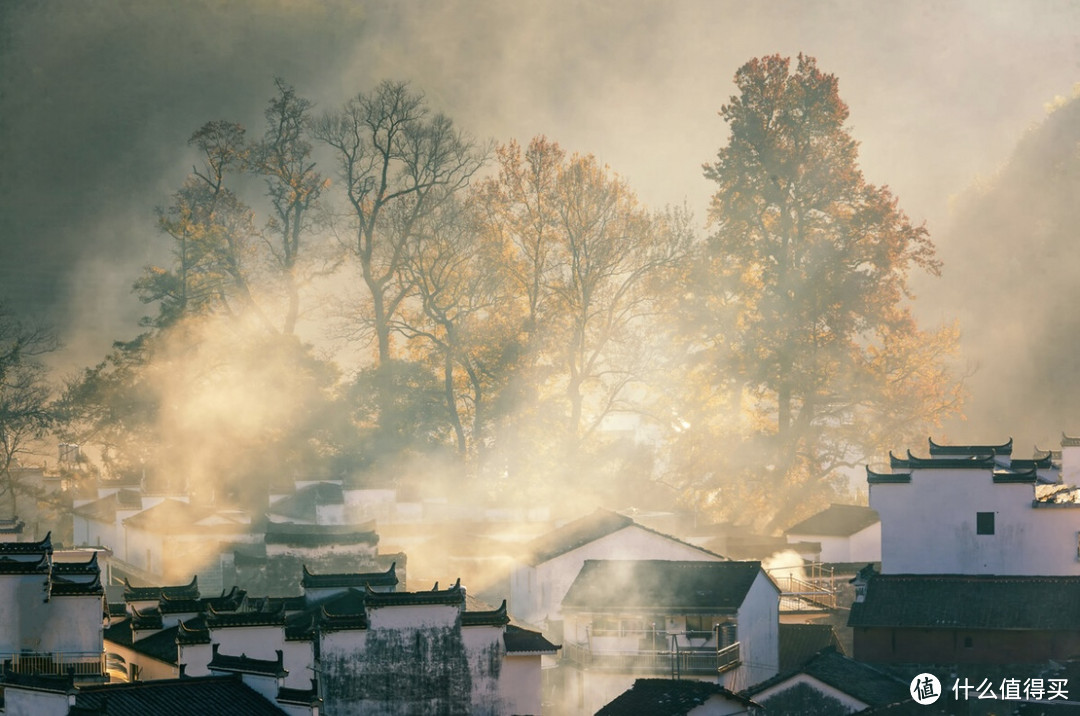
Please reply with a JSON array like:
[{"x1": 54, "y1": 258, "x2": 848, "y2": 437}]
[
  {"x1": 964, "y1": 636, "x2": 973, "y2": 648},
  {"x1": 976, "y1": 512, "x2": 995, "y2": 535}
]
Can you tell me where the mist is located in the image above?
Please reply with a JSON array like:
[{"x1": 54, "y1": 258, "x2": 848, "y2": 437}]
[{"x1": 3, "y1": 0, "x2": 1080, "y2": 548}]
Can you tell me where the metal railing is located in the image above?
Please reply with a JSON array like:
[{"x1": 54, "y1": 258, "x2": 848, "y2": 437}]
[
  {"x1": 769, "y1": 562, "x2": 838, "y2": 611},
  {"x1": 562, "y1": 636, "x2": 740, "y2": 676},
  {"x1": 0, "y1": 651, "x2": 106, "y2": 677}
]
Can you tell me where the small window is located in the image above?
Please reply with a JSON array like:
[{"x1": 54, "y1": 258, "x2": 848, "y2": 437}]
[
  {"x1": 976, "y1": 512, "x2": 995, "y2": 535},
  {"x1": 964, "y1": 636, "x2": 973, "y2": 648}
]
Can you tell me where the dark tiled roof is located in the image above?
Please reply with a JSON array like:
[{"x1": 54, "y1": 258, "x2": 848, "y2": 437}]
[
  {"x1": 250, "y1": 595, "x2": 307, "y2": 613},
  {"x1": 104, "y1": 618, "x2": 179, "y2": 664},
  {"x1": 1009, "y1": 454, "x2": 1054, "y2": 470},
  {"x1": 746, "y1": 647, "x2": 909, "y2": 707},
  {"x1": 0, "y1": 553, "x2": 50, "y2": 574},
  {"x1": 503, "y1": 624, "x2": 559, "y2": 654},
  {"x1": 597, "y1": 678, "x2": 757, "y2": 715},
  {"x1": 277, "y1": 682, "x2": 320, "y2": 706},
  {"x1": 52, "y1": 551, "x2": 99, "y2": 575},
  {"x1": 785, "y1": 504, "x2": 879, "y2": 537},
  {"x1": 206, "y1": 604, "x2": 287, "y2": 629},
  {"x1": 124, "y1": 575, "x2": 199, "y2": 602},
  {"x1": 158, "y1": 586, "x2": 245, "y2": 615},
  {"x1": 362, "y1": 580, "x2": 465, "y2": 608},
  {"x1": 890, "y1": 451, "x2": 996, "y2": 470},
  {"x1": 51, "y1": 572, "x2": 104, "y2": 597},
  {"x1": 73, "y1": 493, "x2": 121, "y2": 522},
  {"x1": 461, "y1": 599, "x2": 510, "y2": 627},
  {"x1": 0, "y1": 517, "x2": 24, "y2": 533},
  {"x1": 562, "y1": 560, "x2": 766, "y2": 613},
  {"x1": 267, "y1": 482, "x2": 344, "y2": 522},
  {"x1": 524, "y1": 509, "x2": 724, "y2": 566},
  {"x1": 991, "y1": 466, "x2": 1039, "y2": 484},
  {"x1": 157, "y1": 598, "x2": 205, "y2": 615},
  {"x1": 779, "y1": 623, "x2": 844, "y2": 670},
  {"x1": 0, "y1": 531, "x2": 51, "y2": 555},
  {"x1": 849, "y1": 574, "x2": 1080, "y2": 630},
  {"x1": 524, "y1": 509, "x2": 633, "y2": 565},
  {"x1": 301, "y1": 562, "x2": 397, "y2": 589},
  {"x1": 71, "y1": 674, "x2": 288, "y2": 715},
  {"x1": 176, "y1": 617, "x2": 210, "y2": 645},
  {"x1": 865, "y1": 466, "x2": 912, "y2": 484},
  {"x1": 928, "y1": 437, "x2": 1013, "y2": 456},
  {"x1": 131, "y1": 606, "x2": 163, "y2": 631},
  {"x1": 208, "y1": 645, "x2": 286, "y2": 678},
  {"x1": 264, "y1": 521, "x2": 378, "y2": 547},
  {"x1": 284, "y1": 611, "x2": 319, "y2": 642},
  {"x1": 316, "y1": 589, "x2": 369, "y2": 632}
]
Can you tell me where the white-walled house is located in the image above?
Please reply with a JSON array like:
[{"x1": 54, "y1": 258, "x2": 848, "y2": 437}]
[
  {"x1": 744, "y1": 646, "x2": 910, "y2": 713},
  {"x1": 0, "y1": 534, "x2": 106, "y2": 680},
  {"x1": 557, "y1": 559, "x2": 779, "y2": 714},
  {"x1": 784, "y1": 504, "x2": 880, "y2": 564},
  {"x1": 267, "y1": 482, "x2": 346, "y2": 525},
  {"x1": 71, "y1": 488, "x2": 143, "y2": 553},
  {"x1": 120, "y1": 499, "x2": 259, "y2": 591},
  {"x1": 509, "y1": 509, "x2": 725, "y2": 632},
  {"x1": 103, "y1": 563, "x2": 557, "y2": 715},
  {"x1": 869, "y1": 437, "x2": 1080, "y2": 575}
]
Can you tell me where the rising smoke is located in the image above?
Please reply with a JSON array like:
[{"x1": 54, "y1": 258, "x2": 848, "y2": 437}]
[{"x1": 3, "y1": 2, "x2": 1080, "y2": 582}]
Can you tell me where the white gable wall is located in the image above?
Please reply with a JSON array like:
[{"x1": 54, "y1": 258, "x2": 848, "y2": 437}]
[
  {"x1": 872, "y1": 469, "x2": 1080, "y2": 575},
  {"x1": 752, "y1": 673, "x2": 867, "y2": 714},
  {"x1": 729, "y1": 570, "x2": 780, "y2": 691},
  {"x1": 39, "y1": 595, "x2": 102, "y2": 654},
  {"x1": 687, "y1": 695, "x2": 759, "y2": 716},
  {"x1": 0, "y1": 573, "x2": 52, "y2": 652},
  {"x1": 510, "y1": 525, "x2": 723, "y2": 626}
]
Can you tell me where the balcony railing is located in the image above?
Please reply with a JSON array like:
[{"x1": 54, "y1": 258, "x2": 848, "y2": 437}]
[
  {"x1": 0, "y1": 651, "x2": 106, "y2": 678},
  {"x1": 562, "y1": 634, "x2": 740, "y2": 676},
  {"x1": 769, "y1": 562, "x2": 838, "y2": 611}
]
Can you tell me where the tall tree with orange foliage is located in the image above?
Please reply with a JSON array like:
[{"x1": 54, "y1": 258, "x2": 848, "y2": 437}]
[
  {"x1": 684, "y1": 55, "x2": 963, "y2": 526},
  {"x1": 476, "y1": 137, "x2": 693, "y2": 470}
]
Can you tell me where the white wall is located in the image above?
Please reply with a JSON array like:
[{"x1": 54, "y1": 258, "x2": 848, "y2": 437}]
[
  {"x1": 461, "y1": 625, "x2": 504, "y2": 713},
  {"x1": 0, "y1": 685, "x2": 71, "y2": 716},
  {"x1": 872, "y1": 469, "x2": 1080, "y2": 575},
  {"x1": 788, "y1": 523, "x2": 881, "y2": 563},
  {"x1": 498, "y1": 654, "x2": 543, "y2": 716},
  {"x1": 731, "y1": 570, "x2": 780, "y2": 691},
  {"x1": 0, "y1": 573, "x2": 51, "y2": 652},
  {"x1": 510, "y1": 525, "x2": 723, "y2": 626},
  {"x1": 39, "y1": 596, "x2": 102, "y2": 654}
]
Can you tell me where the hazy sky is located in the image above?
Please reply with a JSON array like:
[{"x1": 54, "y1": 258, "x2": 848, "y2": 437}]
[{"x1": 1, "y1": 0, "x2": 1078, "y2": 384}]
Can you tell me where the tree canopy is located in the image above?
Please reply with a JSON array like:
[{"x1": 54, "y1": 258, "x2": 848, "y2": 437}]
[
  {"x1": 681, "y1": 54, "x2": 962, "y2": 526},
  {"x1": 54, "y1": 61, "x2": 965, "y2": 528}
]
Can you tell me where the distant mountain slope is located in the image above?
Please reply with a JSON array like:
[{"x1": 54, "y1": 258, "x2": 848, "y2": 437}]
[{"x1": 936, "y1": 92, "x2": 1080, "y2": 447}]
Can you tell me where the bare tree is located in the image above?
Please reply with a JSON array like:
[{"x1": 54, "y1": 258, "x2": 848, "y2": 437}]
[
  {"x1": 392, "y1": 198, "x2": 519, "y2": 457},
  {"x1": 252, "y1": 79, "x2": 332, "y2": 335},
  {"x1": 0, "y1": 304, "x2": 57, "y2": 515},
  {"x1": 313, "y1": 81, "x2": 486, "y2": 364}
]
